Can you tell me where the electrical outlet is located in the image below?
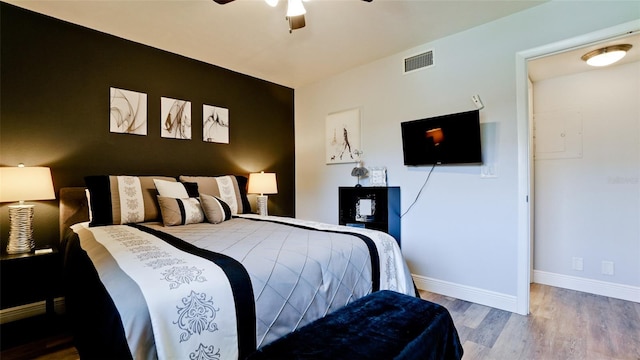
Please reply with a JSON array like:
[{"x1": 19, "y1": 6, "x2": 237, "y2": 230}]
[
  {"x1": 601, "y1": 261, "x2": 614, "y2": 275},
  {"x1": 572, "y1": 257, "x2": 583, "y2": 271},
  {"x1": 480, "y1": 164, "x2": 498, "y2": 178}
]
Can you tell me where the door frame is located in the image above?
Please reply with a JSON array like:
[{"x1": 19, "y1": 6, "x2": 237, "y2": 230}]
[{"x1": 514, "y1": 19, "x2": 640, "y2": 315}]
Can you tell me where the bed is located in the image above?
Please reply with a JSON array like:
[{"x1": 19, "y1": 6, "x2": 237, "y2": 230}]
[{"x1": 59, "y1": 175, "x2": 416, "y2": 360}]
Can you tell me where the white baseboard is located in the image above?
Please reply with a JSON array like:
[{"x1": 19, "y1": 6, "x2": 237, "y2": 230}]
[
  {"x1": 0, "y1": 298, "x2": 65, "y2": 324},
  {"x1": 412, "y1": 274, "x2": 518, "y2": 313},
  {"x1": 533, "y1": 270, "x2": 640, "y2": 303}
]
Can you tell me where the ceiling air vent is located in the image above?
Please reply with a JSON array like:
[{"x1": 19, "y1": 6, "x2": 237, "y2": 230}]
[{"x1": 403, "y1": 50, "x2": 434, "y2": 74}]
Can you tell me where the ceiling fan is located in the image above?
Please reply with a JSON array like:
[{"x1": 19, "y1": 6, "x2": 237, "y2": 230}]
[{"x1": 213, "y1": 0, "x2": 373, "y2": 33}]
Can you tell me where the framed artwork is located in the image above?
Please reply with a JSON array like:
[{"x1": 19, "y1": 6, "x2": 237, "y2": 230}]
[
  {"x1": 161, "y1": 97, "x2": 191, "y2": 140},
  {"x1": 369, "y1": 167, "x2": 387, "y2": 187},
  {"x1": 203, "y1": 105, "x2": 229, "y2": 144},
  {"x1": 109, "y1": 87, "x2": 147, "y2": 135},
  {"x1": 325, "y1": 108, "x2": 361, "y2": 164},
  {"x1": 355, "y1": 197, "x2": 376, "y2": 222}
]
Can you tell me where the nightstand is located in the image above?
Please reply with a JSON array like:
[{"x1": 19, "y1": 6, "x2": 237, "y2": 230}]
[
  {"x1": 0, "y1": 248, "x2": 62, "y2": 316},
  {"x1": 339, "y1": 186, "x2": 401, "y2": 246}
]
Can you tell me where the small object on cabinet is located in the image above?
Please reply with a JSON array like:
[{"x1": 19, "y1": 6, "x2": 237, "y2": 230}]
[
  {"x1": 339, "y1": 186, "x2": 400, "y2": 245},
  {"x1": 369, "y1": 167, "x2": 387, "y2": 187}
]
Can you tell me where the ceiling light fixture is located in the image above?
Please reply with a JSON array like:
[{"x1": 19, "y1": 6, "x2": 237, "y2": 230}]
[
  {"x1": 213, "y1": 0, "x2": 372, "y2": 33},
  {"x1": 581, "y1": 44, "x2": 632, "y2": 67},
  {"x1": 285, "y1": 0, "x2": 306, "y2": 32}
]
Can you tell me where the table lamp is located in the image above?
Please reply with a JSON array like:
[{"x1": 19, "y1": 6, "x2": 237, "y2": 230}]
[
  {"x1": 0, "y1": 164, "x2": 55, "y2": 254},
  {"x1": 350, "y1": 149, "x2": 368, "y2": 187},
  {"x1": 247, "y1": 171, "x2": 278, "y2": 216}
]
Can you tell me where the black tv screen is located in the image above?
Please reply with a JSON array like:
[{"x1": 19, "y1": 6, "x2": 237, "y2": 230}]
[{"x1": 401, "y1": 110, "x2": 482, "y2": 166}]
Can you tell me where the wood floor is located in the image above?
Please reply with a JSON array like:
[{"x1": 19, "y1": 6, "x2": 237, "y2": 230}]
[
  {"x1": 1, "y1": 284, "x2": 638, "y2": 359},
  {"x1": 421, "y1": 283, "x2": 640, "y2": 359},
  {"x1": 0, "y1": 313, "x2": 78, "y2": 360}
]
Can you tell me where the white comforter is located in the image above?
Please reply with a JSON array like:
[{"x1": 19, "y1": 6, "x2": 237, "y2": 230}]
[{"x1": 73, "y1": 215, "x2": 415, "y2": 359}]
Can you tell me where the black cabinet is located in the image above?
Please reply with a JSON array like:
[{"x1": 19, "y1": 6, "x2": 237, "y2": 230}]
[
  {"x1": 339, "y1": 187, "x2": 401, "y2": 245},
  {"x1": 0, "y1": 248, "x2": 62, "y2": 314}
]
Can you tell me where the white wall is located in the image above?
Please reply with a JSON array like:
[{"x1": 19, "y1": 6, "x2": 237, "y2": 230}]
[
  {"x1": 533, "y1": 61, "x2": 640, "y2": 288},
  {"x1": 295, "y1": 1, "x2": 640, "y2": 311}
]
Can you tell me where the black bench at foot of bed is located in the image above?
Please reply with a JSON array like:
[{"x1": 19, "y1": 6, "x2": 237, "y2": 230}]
[{"x1": 248, "y1": 290, "x2": 464, "y2": 360}]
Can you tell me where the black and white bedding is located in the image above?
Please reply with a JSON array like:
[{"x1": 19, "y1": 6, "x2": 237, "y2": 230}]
[{"x1": 60, "y1": 175, "x2": 415, "y2": 360}]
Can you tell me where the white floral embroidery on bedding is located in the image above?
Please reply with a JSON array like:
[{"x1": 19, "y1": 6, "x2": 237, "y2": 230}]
[
  {"x1": 182, "y1": 198, "x2": 205, "y2": 224},
  {"x1": 116, "y1": 176, "x2": 145, "y2": 224},
  {"x1": 73, "y1": 224, "x2": 239, "y2": 360},
  {"x1": 214, "y1": 176, "x2": 239, "y2": 214}
]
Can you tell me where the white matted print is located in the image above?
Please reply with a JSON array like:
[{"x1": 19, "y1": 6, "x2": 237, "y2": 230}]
[
  {"x1": 326, "y1": 108, "x2": 361, "y2": 164},
  {"x1": 109, "y1": 87, "x2": 147, "y2": 135},
  {"x1": 203, "y1": 105, "x2": 229, "y2": 144},
  {"x1": 161, "y1": 97, "x2": 191, "y2": 140}
]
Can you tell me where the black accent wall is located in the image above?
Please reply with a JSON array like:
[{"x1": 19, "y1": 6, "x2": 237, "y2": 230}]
[{"x1": 0, "y1": 3, "x2": 295, "y2": 249}]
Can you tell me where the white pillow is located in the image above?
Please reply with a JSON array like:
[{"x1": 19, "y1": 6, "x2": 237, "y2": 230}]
[{"x1": 154, "y1": 179, "x2": 189, "y2": 198}]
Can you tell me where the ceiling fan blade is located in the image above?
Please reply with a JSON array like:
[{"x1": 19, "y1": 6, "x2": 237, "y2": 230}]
[{"x1": 212, "y1": 0, "x2": 235, "y2": 4}]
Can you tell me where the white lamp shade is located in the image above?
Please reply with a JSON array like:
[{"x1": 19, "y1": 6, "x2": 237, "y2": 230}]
[
  {"x1": 0, "y1": 166, "x2": 55, "y2": 202},
  {"x1": 248, "y1": 172, "x2": 278, "y2": 195}
]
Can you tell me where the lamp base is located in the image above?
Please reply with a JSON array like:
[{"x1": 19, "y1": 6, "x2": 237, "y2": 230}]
[
  {"x1": 256, "y1": 195, "x2": 269, "y2": 216},
  {"x1": 7, "y1": 204, "x2": 35, "y2": 254}
]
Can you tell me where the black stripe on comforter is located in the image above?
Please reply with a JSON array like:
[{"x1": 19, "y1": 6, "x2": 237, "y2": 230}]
[{"x1": 130, "y1": 224, "x2": 257, "y2": 359}]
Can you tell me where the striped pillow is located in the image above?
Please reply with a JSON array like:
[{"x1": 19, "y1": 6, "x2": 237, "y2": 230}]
[
  {"x1": 200, "y1": 193, "x2": 232, "y2": 224},
  {"x1": 157, "y1": 196, "x2": 205, "y2": 226},
  {"x1": 178, "y1": 175, "x2": 251, "y2": 214},
  {"x1": 85, "y1": 175, "x2": 177, "y2": 226}
]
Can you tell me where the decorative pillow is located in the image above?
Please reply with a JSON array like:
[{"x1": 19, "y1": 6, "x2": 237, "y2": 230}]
[
  {"x1": 154, "y1": 179, "x2": 189, "y2": 198},
  {"x1": 157, "y1": 196, "x2": 205, "y2": 226},
  {"x1": 200, "y1": 193, "x2": 232, "y2": 224},
  {"x1": 178, "y1": 175, "x2": 251, "y2": 214},
  {"x1": 85, "y1": 175, "x2": 177, "y2": 226},
  {"x1": 182, "y1": 182, "x2": 200, "y2": 198}
]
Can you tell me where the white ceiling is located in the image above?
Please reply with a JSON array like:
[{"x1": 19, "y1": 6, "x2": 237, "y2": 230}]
[
  {"x1": 6, "y1": 0, "x2": 548, "y2": 88},
  {"x1": 528, "y1": 33, "x2": 640, "y2": 82}
]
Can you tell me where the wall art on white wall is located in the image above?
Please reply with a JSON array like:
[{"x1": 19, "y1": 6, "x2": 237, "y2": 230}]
[
  {"x1": 109, "y1": 87, "x2": 147, "y2": 135},
  {"x1": 203, "y1": 104, "x2": 229, "y2": 144},
  {"x1": 161, "y1": 97, "x2": 191, "y2": 140},
  {"x1": 325, "y1": 108, "x2": 361, "y2": 164}
]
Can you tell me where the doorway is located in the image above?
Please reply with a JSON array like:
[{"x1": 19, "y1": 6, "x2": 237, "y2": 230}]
[{"x1": 515, "y1": 20, "x2": 640, "y2": 315}]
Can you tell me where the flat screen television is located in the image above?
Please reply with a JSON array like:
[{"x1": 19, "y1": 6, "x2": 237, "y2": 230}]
[{"x1": 401, "y1": 109, "x2": 482, "y2": 166}]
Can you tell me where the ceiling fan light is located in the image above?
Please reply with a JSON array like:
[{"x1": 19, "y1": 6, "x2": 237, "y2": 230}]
[
  {"x1": 265, "y1": 0, "x2": 278, "y2": 7},
  {"x1": 581, "y1": 44, "x2": 632, "y2": 67},
  {"x1": 287, "y1": 0, "x2": 306, "y2": 17}
]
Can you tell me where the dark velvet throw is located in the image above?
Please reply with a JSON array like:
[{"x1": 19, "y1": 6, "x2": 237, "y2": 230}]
[{"x1": 248, "y1": 290, "x2": 463, "y2": 360}]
